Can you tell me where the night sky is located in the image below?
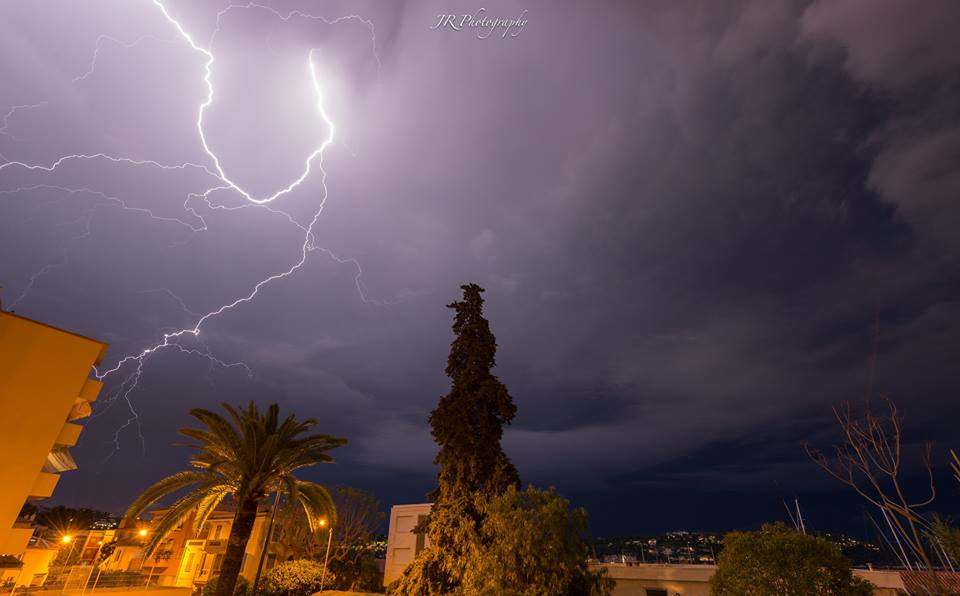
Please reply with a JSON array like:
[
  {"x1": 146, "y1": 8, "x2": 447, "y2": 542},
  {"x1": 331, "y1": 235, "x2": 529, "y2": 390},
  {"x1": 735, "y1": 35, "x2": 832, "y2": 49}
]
[{"x1": 2, "y1": 0, "x2": 959, "y2": 537}]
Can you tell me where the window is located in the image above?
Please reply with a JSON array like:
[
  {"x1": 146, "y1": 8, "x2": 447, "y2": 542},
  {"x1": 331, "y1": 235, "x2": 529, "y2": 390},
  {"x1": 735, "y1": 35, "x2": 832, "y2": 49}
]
[
  {"x1": 184, "y1": 553, "x2": 196, "y2": 573},
  {"x1": 266, "y1": 553, "x2": 277, "y2": 570},
  {"x1": 212, "y1": 525, "x2": 222, "y2": 540},
  {"x1": 645, "y1": 589, "x2": 668, "y2": 596}
]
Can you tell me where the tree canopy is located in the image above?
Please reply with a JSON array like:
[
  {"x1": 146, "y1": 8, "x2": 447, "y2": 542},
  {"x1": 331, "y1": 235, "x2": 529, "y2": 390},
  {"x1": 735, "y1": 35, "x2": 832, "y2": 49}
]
[
  {"x1": 394, "y1": 284, "x2": 520, "y2": 595},
  {"x1": 123, "y1": 402, "x2": 345, "y2": 596},
  {"x1": 459, "y1": 486, "x2": 614, "y2": 596},
  {"x1": 711, "y1": 523, "x2": 873, "y2": 596}
]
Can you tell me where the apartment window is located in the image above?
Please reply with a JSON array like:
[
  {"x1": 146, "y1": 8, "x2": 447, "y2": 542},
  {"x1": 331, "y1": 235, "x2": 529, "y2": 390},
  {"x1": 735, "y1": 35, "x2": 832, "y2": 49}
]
[
  {"x1": 212, "y1": 525, "x2": 222, "y2": 540},
  {"x1": 266, "y1": 553, "x2": 277, "y2": 570},
  {"x1": 212, "y1": 554, "x2": 223, "y2": 573},
  {"x1": 184, "y1": 553, "x2": 196, "y2": 573},
  {"x1": 645, "y1": 589, "x2": 668, "y2": 596}
]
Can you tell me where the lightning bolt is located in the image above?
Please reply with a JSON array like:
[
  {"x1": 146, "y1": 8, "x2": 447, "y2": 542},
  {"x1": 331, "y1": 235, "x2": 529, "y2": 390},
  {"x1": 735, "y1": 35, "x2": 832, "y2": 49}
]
[{"x1": 0, "y1": 0, "x2": 389, "y2": 455}]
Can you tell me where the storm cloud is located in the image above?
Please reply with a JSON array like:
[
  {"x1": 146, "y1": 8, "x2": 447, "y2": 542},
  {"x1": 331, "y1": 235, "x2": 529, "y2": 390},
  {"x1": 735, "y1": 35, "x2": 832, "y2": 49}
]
[{"x1": 2, "y1": 0, "x2": 959, "y2": 533}]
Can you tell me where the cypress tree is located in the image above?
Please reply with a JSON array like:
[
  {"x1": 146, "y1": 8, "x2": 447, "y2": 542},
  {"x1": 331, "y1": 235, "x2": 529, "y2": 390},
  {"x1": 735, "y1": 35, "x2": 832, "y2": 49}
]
[{"x1": 394, "y1": 283, "x2": 520, "y2": 595}]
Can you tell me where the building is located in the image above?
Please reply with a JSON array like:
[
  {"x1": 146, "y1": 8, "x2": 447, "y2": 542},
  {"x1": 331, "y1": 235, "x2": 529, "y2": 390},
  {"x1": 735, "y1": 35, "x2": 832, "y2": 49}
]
[
  {"x1": 383, "y1": 503, "x2": 431, "y2": 585},
  {"x1": 0, "y1": 311, "x2": 108, "y2": 587},
  {"x1": 99, "y1": 502, "x2": 295, "y2": 589},
  {"x1": 597, "y1": 563, "x2": 943, "y2": 596}
]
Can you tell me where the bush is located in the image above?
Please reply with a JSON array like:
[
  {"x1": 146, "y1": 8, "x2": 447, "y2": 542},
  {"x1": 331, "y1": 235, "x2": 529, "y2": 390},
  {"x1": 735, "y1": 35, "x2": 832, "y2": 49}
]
[
  {"x1": 263, "y1": 559, "x2": 330, "y2": 596},
  {"x1": 201, "y1": 575, "x2": 249, "y2": 596},
  {"x1": 711, "y1": 523, "x2": 873, "y2": 596}
]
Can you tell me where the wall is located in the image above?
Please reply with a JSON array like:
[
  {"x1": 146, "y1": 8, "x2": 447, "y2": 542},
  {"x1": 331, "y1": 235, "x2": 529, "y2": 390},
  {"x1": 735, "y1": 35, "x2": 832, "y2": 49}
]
[
  {"x1": 383, "y1": 503, "x2": 432, "y2": 585},
  {"x1": 599, "y1": 564, "x2": 906, "y2": 596},
  {"x1": 0, "y1": 312, "x2": 107, "y2": 555}
]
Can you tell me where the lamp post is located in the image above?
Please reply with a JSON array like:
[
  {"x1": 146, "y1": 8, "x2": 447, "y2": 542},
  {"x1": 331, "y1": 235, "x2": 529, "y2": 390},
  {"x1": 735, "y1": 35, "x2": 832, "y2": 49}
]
[
  {"x1": 60, "y1": 535, "x2": 77, "y2": 583},
  {"x1": 318, "y1": 519, "x2": 332, "y2": 593},
  {"x1": 137, "y1": 529, "x2": 148, "y2": 573}
]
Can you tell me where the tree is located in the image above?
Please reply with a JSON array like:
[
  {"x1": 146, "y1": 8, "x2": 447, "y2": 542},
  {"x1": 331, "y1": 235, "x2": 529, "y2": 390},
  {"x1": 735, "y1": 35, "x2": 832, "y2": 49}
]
[
  {"x1": 805, "y1": 398, "x2": 936, "y2": 569},
  {"x1": 460, "y1": 486, "x2": 613, "y2": 596},
  {"x1": 711, "y1": 524, "x2": 873, "y2": 596},
  {"x1": 324, "y1": 486, "x2": 385, "y2": 591},
  {"x1": 394, "y1": 284, "x2": 520, "y2": 595},
  {"x1": 931, "y1": 516, "x2": 960, "y2": 568},
  {"x1": 122, "y1": 402, "x2": 346, "y2": 596}
]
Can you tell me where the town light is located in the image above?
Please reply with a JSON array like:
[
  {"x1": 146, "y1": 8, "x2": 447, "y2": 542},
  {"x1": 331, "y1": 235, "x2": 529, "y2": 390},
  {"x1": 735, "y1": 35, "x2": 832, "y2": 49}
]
[
  {"x1": 319, "y1": 518, "x2": 327, "y2": 527},
  {"x1": 139, "y1": 528, "x2": 148, "y2": 537},
  {"x1": 61, "y1": 535, "x2": 72, "y2": 544}
]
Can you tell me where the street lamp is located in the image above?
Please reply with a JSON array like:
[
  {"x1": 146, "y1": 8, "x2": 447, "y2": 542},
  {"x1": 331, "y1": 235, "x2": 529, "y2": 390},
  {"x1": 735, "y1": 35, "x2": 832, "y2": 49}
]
[
  {"x1": 137, "y1": 528, "x2": 149, "y2": 572},
  {"x1": 318, "y1": 519, "x2": 332, "y2": 593},
  {"x1": 60, "y1": 535, "x2": 77, "y2": 583}
]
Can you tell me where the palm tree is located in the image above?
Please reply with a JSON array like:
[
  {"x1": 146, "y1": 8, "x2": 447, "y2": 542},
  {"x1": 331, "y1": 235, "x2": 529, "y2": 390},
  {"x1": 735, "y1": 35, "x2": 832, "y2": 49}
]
[{"x1": 122, "y1": 402, "x2": 346, "y2": 596}]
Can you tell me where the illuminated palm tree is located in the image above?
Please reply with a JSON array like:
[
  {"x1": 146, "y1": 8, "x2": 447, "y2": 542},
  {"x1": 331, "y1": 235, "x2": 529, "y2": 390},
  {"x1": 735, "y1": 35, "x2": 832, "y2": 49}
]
[{"x1": 122, "y1": 402, "x2": 346, "y2": 596}]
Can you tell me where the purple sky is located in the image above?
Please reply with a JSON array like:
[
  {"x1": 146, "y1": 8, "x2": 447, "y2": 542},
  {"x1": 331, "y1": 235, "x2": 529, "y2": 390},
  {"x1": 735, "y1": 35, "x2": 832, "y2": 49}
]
[{"x1": 2, "y1": 0, "x2": 959, "y2": 535}]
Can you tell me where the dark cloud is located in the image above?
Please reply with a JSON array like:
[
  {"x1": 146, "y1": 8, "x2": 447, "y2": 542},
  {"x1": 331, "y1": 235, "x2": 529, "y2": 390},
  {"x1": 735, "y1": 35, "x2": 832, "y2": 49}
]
[{"x1": 2, "y1": 0, "x2": 959, "y2": 534}]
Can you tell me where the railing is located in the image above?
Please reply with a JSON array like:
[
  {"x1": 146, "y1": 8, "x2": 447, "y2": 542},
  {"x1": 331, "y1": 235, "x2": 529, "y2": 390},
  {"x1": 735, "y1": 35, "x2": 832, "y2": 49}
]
[{"x1": 12, "y1": 566, "x2": 178, "y2": 595}]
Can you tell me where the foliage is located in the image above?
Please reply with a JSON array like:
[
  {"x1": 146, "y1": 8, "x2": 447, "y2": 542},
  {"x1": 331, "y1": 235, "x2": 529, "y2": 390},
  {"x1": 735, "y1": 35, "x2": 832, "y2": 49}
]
[
  {"x1": 97, "y1": 539, "x2": 118, "y2": 563},
  {"x1": 37, "y1": 505, "x2": 114, "y2": 534},
  {"x1": 710, "y1": 523, "x2": 873, "y2": 596},
  {"x1": 263, "y1": 559, "x2": 329, "y2": 596},
  {"x1": 201, "y1": 575, "x2": 249, "y2": 596},
  {"x1": 459, "y1": 485, "x2": 614, "y2": 596},
  {"x1": 931, "y1": 516, "x2": 960, "y2": 567},
  {"x1": 394, "y1": 284, "x2": 520, "y2": 595},
  {"x1": 122, "y1": 402, "x2": 346, "y2": 596}
]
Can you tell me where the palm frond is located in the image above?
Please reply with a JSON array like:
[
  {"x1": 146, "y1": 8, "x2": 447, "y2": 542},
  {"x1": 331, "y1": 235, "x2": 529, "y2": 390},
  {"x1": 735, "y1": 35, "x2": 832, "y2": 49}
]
[
  {"x1": 122, "y1": 471, "x2": 212, "y2": 527},
  {"x1": 141, "y1": 482, "x2": 228, "y2": 556},
  {"x1": 295, "y1": 480, "x2": 337, "y2": 532}
]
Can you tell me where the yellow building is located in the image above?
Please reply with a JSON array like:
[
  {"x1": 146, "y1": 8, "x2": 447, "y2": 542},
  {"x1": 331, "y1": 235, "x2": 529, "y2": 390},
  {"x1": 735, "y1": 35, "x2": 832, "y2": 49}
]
[
  {"x1": 101, "y1": 503, "x2": 292, "y2": 589},
  {"x1": 0, "y1": 311, "x2": 108, "y2": 585}
]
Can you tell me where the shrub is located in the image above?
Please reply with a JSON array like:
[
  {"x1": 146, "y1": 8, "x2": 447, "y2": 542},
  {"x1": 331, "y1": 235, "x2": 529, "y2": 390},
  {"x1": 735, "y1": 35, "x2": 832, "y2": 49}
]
[
  {"x1": 263, "y1": 559, "x2": 330, "y2": 596},
  {"x1": 711, "y1": 523, "x2": 873, "y2": 596},
  {"x1": 201, "y1": 575, "x2": 249, "y2": 596},
  {"x1": 460, "y1": 485, "x2": 614, "y2": 596}
]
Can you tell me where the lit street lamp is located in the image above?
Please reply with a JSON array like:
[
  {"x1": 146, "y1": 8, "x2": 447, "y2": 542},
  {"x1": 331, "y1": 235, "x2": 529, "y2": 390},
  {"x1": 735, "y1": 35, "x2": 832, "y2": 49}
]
[
  {"x1": 60, "y1": 535, "x2": 77, "y2": 583},
  {"x1": 318, "y1": 519, "x2": 332, "y2": 593}
]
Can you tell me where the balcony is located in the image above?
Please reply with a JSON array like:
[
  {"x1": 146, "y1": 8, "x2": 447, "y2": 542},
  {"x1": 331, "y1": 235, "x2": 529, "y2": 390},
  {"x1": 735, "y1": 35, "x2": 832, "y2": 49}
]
[
  {"x1": 43, "y1": 447, "x2": 78, "y2": 473},
  {"x1": 79, "y1": 378, "x2": 103, "y2": 404},
  {"x1": 55, "y1": 422, "x2": 83, "y2": 447},
  {"x1": 28, "y1": 472, "x2": 60, "y2": 499}
]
